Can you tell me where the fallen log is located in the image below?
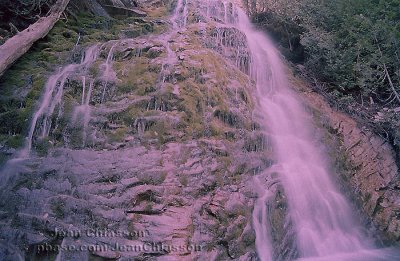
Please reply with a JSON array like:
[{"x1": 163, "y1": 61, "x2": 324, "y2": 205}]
[{"x1": 0, "y1": 0, "x2": 71, "y2": 78}]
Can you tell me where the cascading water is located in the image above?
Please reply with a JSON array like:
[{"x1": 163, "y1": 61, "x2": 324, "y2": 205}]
[
  {"x1": 236, "y1": 11, "x2": 368, "y2": 258},
  {"x1": 227, "y1": 4, "x2": 400, "y2": 261},
  {"x1": 173, "y1": 0, "x2": 189, "y2": 29},
  {"x1": 0, "y1": 45, "x2": 100, "y2": 183},
  {"x1": 100, "y1": 42, "x2": 118, "y2": 103},
  {"x1": 71, "y1": 77, "x2": 94, "y2": 146},
  {"x1": 22, "y1": 45, "x2": 100, "y2": 157},
  {"x1": 176, "y1": 0, "x2": 400, "y2": 259},
  {"x1": 1, "y1": 0, "x2": 399, "y2": 259},
  {"x1": 154, "y1": 0, "x2": 190, "y2": 91}
]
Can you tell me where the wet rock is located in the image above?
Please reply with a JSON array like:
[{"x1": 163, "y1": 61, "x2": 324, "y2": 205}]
[
  {"x1": 225, "y1": 192, "x2": 247, "y2": 216},
  {"x1": 228, "y1": 240, "x2": 243, "y2": 258},
  {"x1": 0, "y1": 1, "x2": 269, "y2": 259},
  {"x1": 292, "y1": 74, "x2": 400, "y2": 242},
  {"x1": 146, "y1": 46, "x2": 164, "y2": 58},
  {"x1": 0, "y1": 241, "x2": 25, "y2": 261},
  {"x1": 121, "y1": 29, "x2": 143, "y2": 38},
  {"x1": 241, "y1": 223, "x2": 257, "y2": 247},
  {"x1": 239, "y1": 252, "x2": 259, "y2": 261},
  {"x1": 90, "y1": 249, "x2": 121, "y2": 259}
]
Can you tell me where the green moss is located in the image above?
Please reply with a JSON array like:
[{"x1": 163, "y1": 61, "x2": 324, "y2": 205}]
[
  {"x1": 49, "y1": 95, "x2": 76, "y2": 146},
  {"x1": 34, "y1": 137, "x2": 52, "y2": 156},
  {"x1": 147, "y1": 6, "x2": 169, "y2": 18},
  {"x1": 179, "y1": 82, "x2": 203, "y2": 117},
  {"x1": 189, "y1": 51, "x2": 229, "y2": 86},
  {"x1": 89, "y1": 61, "x2": 101, "y2": 78},
  {"x1": 138, "y1": 171, "x2": 167, "y2": 185},
  {"x1": 5, "y1": 135, "x2": 24, "y2": 148},
  {"x1": 0, "y1": 4, "x2": 177, "y2": 152},
  {"x1": 114, "y1": 59, "x2": 159, "y2": 96},
  {"x1": 64, "y1": 11, "x2": 168, "y2": 44},
  {"x1": 210, "y1": 120, "x2": 224, "y2": 137},
  {"x1": 11, "y1": 173, "x2": 45, "y2": 191},
  {"x1": 67, "y1": 13, "x2": 116, "y2": 44},
  {"x1": 50, "y1": 199, "x2": 65, "y2": 219},
  {"x1": 113, "y1": 105, "x2": 144, "y2": 127},
  {"x1": 147, "y1": 120, "x2": 170, "y2": 145},
  {"x1": 108, "y1": 127, "x2": 128, "y2": 143},
  {"x1": 26, "y1": 76, "x2": 46, "y2": 108},
  {"x1": 213, "y1": 108, "x2": 243, "y2": 128},
  {"x1": 65, "y1": 125, "x2": 81, "y2": 148}
]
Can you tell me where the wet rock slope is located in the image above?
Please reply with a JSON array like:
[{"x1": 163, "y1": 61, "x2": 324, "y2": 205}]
[{"x1": 0, "y1": 0, "x2": 268, "y2": 260}]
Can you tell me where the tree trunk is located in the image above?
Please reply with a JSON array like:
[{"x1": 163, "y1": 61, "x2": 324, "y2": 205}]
[
  {"x1": 374, "y1": 36, "x2": 400, "y2": 104},
  {"x1": 0, "y1": 0, "x2": 70, "y2": 78}
]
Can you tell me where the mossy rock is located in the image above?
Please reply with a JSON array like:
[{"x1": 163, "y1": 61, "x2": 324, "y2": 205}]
[
  {"x1": 5, "y1": 135, "x2": 25, "y2": 149},
  {"x1": 33, "y1": 137, "x2": 52, "y2": 156},
  {"x1": 108, "y1": 127, "x2": 129, "y2": 143}
]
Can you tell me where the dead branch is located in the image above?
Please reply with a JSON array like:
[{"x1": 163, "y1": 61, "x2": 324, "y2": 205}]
[
  {"x1": 0, "y1": 0, "x2": 71, "y2": 78},
  {"x1": 374, "y1": 35, "x2": 400, "y2": 104}
]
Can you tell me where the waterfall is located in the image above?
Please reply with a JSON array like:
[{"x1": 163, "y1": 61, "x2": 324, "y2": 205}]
[
  {"x1": 21, "y1": 45, "x2": 100, "y2": 157},
  {"x1": 236, "y1": 9, "x2": 367, "y2": 257},
  {"x1": 1, "y1": 0, "x2": 399, "y2": 258},
  {"x1": 71, "y1": 78, "x2": 94, "y2": 146},
  {"x1": 172, "y1": 0, "x2": 190, "y2": 29},
  {"x1": 100, "y1": 42, "x2": 118, "y2": 104},
  {"x1": 228, "y1": 4, "x2": 400, "y2": 261},
  {"x1": 253, "y1": 175, "x2": 274, "y2": 261},
  {"x1": 81, "y1": 76, "x2": 86, "y2": 105},
  {"x1": 0, "y1": 45, "x2": 100, "y2": 184}
]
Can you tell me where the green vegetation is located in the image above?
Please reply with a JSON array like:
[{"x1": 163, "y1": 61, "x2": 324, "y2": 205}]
[
  {"x1": 108, "y1": 127, "x2": 128, "y2": 143},
  {"x1": 0, "y1": 11, "x2": 110, "y2": 151},
  {"x1": 34, "y1": 137, "x2": 52, "y2": 156},
  {"x1": 114, "y1": 58, "x2": 160, "y2": 95},
  {"x1": 250, "y1": 0, "x2": 400, "y2": 101},
  {"x1": 0, "y1": 0, "x2": 255, "y2": 156}
]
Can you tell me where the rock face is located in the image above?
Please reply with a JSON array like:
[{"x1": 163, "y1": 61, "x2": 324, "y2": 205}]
[
  {"x1": 289, "y1": 73, "x2": 400, "y2": 243},
  {"x1": 0, "y1": 141, "x2": 265, "y2": 260},
  {"x1": 0, "y1": 0, "x2": 269, "y2": 260},
  {"x1": 1, "y1": 0, "x2": 399, "y2": 260}
]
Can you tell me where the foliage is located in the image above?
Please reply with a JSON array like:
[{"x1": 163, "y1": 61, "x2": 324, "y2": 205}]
[
  {"x1": 0, "y1": 0, "x2": 57, "y2": 32},
  {"x1": 249, "y1": 0, "x2": 400, "y2": 105}
]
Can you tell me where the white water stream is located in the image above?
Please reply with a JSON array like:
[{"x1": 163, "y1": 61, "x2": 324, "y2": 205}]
[
  {"x1": 22, "y1": 45, "x2": 100, "y2": 157},
  {"x1": 230, "y1": 4, "x2": 400, "y2": 261}
]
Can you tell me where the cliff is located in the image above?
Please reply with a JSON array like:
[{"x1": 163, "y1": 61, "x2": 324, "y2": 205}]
[{"x1": 0, "y1": 0, "x2": 399, "y2": 260}]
